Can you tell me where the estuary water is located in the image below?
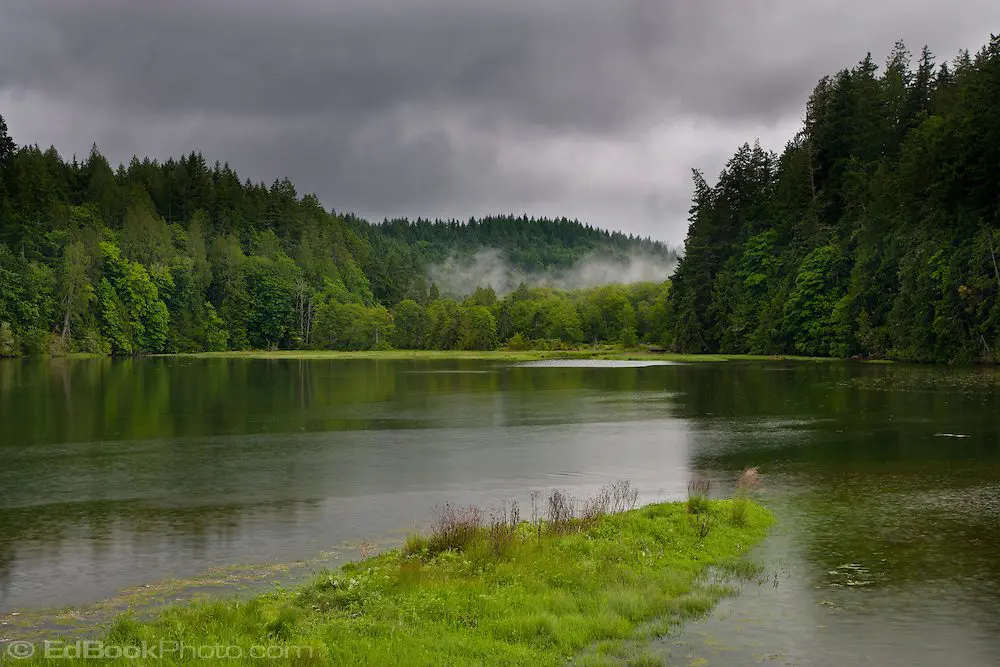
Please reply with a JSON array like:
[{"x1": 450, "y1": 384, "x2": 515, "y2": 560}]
[{"x1": 0, "y1": 357, "x2": 998, "y2": 664}]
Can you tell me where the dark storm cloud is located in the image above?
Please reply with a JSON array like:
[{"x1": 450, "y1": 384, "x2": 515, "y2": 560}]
[{"x1": 1, "y1": 0, "x2": 999, "y2": 242}]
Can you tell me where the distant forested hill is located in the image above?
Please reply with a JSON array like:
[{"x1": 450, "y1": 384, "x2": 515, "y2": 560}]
[
  {"x1": 369, "y1": 216, "x2": 671, "y2": 272},
  {"x1": 0, "y1": 115, "x2": 673, "y2": 355},
  {"x1": 667, "y1": 36, "x2": 1000, "y2": 363}
]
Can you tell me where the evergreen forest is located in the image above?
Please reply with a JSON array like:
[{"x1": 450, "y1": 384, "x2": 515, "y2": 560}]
[
  {"x1": 0, "y1": 112, "x2": 671, "y2": 356},
  {"x1": 3, "y1": 36, "x2": 1000, "y2": 362},
  {"x1": 666, "y1": 37, "x2": 1000, "y2": 363}
]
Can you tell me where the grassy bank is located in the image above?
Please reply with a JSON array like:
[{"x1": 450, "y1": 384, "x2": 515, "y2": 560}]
[
  {"x1": 167, "y1": 347, "x2": 845, "y2": 363},
  {"x1": 8, "y1": 345, "x2": 889, "y2": 364},
  {"x1": 18, "y1": 484, "x2": 772, "y2": 666}
]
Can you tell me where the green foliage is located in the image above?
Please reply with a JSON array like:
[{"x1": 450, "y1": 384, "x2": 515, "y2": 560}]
[
  {"x1": 782, "y1": 244, "x2": 850, "y2": 356},
  {"x1": 465, "y1": 285, "x2": 498, "y2": 308},
  {"x1": 58, "y1": 240, "x2": 95, "y2": 343},
  {"x1": 370, "y1": 215, "x2": 675, "y2": 276},
  {"x1": 457, "y1": 305, "x2": 498, "y2": 350},
  {"x1": 543, "y1": 296, "x2": 585, "y2": 343},
  {"x1": 667, "y1": 36, "x2": 1000, "y2": 363},
  {"x1": 579, "y1": 285, "x2": 634, "y2": 343},
  {"x1": 391, "y1": 299, "x2": 427, "y2": 349},
  {"x1": 121, "y1": 199, "x2": 173, "y2": 266},
  {"x1": 0, "y1": 112, "x2": 674, "y2": 358},
  {"x1": 425, "y1": 298, "x2": 461, "y2": 350},
  {"x1": 201, "y1": 303, "x2": 230, "y2": 352},
  {"x1": 242, "y1": 255, "x2": 296, "y2": 350},
  {"x1": 96, "y1": 242, "x2": 170, "y2": 355},
  {"x1": 313, "y1": 299, "x2": 393, "y2": 351},
  {"x1": 0, "y1": 321, "x2": 18, "y2": 356},
  {"x1": 0, "y1": 114, "x2": 15, "y2": 165},
  {"x1": 505, "y1": 332, "x2": 530, "y2": 350}
]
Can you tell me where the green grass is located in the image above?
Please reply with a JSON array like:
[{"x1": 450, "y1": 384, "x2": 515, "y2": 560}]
[
  {"x1": 4, "y1": 346, "x2": 896, "y2": 364},
  {"x1": 19, "y1": 497, "x2": 772, "y2": 666},
  {"x1": 166, "y1": 347, "x2": 854, "y2": 364},
  {"x1": 171, "y1": 349, "x2": 566, "y2": 361}
]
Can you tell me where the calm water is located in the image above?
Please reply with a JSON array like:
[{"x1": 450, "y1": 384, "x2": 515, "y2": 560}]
[{"x1": 1, "y1": 357, "x2": 999, "y2": 664}]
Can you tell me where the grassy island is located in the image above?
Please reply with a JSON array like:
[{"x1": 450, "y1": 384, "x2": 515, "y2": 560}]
[{"x1": 20, "y1": 481, "x2": 772, "y2": 666}]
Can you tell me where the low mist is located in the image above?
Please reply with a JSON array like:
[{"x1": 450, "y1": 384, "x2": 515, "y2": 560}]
[{"x1": 427, "y1": 248, "x2": 678, "y2": 297}]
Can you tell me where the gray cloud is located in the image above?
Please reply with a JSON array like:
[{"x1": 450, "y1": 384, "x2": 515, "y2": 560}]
[{"x1": 1, "y1": 0, "x2": 999, "y2": 243}]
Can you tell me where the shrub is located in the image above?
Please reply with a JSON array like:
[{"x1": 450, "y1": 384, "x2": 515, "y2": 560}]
[
  {"x1": 486, "y1": 500, "x2": 520, "y2": 558},
  {"x1": 78, "y1": 327, "x2": 111, "y2": 355},
  {"x1": 406, "y1": 503, "x2": 483, "y2": 558},
  {"x1": 0, "y1": 321, "x2": 20, "y2": 357},
  {"x1": 581, "y1": 486, "x2": 611, "y2": 523},
  {"x1": 581, "y1": 480, "x2": 639, "y2": 524},
  {"x1": 545, "y1": 488, "x2": 577, "y2": 533},
  {"x1": 690, "y1": 508, "x2": 717, "y2": 540},
  {"x1": 608, "y1": 479, "x2": 640, "y2": 513},
  {"x1": 406, "y1": 481, "x2": 642, "y2": 560},
  {"x1": 47, "y1": 332, "x2": 69, "y2": 357},
  {"x1": 505, "y1": 332, "x2": 530, "y2": 350}
]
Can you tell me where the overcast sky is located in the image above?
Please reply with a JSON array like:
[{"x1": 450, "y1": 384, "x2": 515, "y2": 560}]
[{"x1": 1, "y1": 1, "x2": 998, "y2": 244}]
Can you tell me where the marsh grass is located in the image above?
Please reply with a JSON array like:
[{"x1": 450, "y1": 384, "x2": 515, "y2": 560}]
[
  {"x1": 19, "y1": 482, "x2": 772, "y2": 666},
  {"x1": 729, "y1": 467, "x2": 762, "y2": 528},
  {"x1": 404, "y1": 503, "x2": 485, "y2": 557},
  {"x1": 686, "y1": 476, "x2": 712, "y2": 516}
]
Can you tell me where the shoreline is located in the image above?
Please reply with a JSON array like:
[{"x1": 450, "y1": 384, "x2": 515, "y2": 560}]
[
  {"x1": 1, "y1": 348, "x2": 892, "y2": 364},
  {"x1": 4, "y1": 496, "x2": 772, "y2": 666},
  {"x1": 160, "y1": 349, "x2": 855, "y2": 363}
]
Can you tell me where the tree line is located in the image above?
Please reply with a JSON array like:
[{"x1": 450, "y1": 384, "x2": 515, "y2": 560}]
[
  {"x1": 666, "y1": 36, "x2": 1000, "y2": 363},
  {"x1": 8, "y1": 35, "x2": 996, "y2": 362},
  {"x1": 389, "y1": 282, "x2": 671, "y2": 352},
  {"x1": 0, "y1": 115, "x2": 672, "y2": 356}
]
